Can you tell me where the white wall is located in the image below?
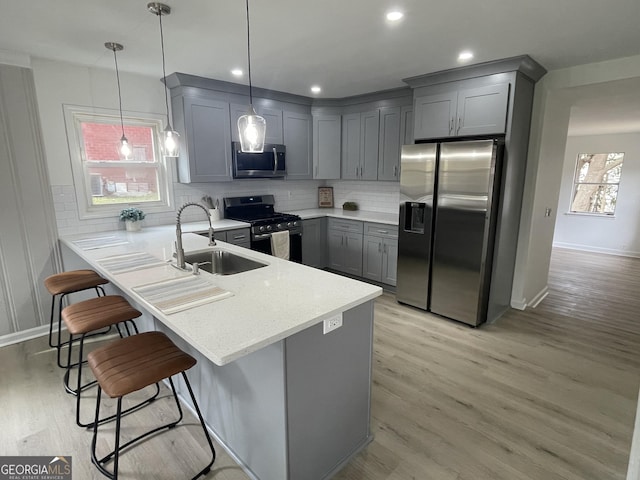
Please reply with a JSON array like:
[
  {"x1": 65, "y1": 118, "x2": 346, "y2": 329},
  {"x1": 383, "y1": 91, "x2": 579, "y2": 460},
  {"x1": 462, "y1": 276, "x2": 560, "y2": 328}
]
[
  {"x1": 511, "y1": 54, "x2": 640, "y2": 309},
  {"x1": 554, "y1": 133, "x2": 640, "y2": 256}
]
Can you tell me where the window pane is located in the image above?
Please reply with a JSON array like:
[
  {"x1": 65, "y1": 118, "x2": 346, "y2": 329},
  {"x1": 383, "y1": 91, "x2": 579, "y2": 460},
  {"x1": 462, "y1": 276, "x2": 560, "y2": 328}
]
[
  {"x1": 81, "y1": 122, "x2": 156, "y2": 163},
  {"x1": 86, "y1": 164, "x2": 160, "y2": 205},
  {"x1": 571, "y1": 184, "x2": 619, "y2": 214},
  {"x1": 576, "y1": 152, "x2": 624, "y2": 184}
]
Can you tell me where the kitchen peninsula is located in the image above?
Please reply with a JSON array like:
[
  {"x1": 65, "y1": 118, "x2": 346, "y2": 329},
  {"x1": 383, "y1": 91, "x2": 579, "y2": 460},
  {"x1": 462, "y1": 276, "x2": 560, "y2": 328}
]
[{"x1": 60, "y1": 224, "x2": 382, "y2": 480}]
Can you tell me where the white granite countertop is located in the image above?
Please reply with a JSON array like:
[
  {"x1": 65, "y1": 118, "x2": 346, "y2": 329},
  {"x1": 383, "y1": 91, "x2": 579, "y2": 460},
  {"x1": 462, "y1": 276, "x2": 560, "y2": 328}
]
[
  {"x1": 286, "y1": 208, "x2": 399, "y2": 226},
  {"x1": 60, "y1": 226, "x2": 382, "y2": 366},
  {"x1": 181, "y1": 218, "x2": 250, "y2": 233}
]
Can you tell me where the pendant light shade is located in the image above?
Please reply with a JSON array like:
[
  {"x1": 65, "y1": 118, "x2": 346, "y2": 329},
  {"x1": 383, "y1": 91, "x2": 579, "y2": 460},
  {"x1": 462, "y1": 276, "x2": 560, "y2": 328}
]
[
  {"x1": 105, "y1": 42, "x2": 132, "y2": 160},
  {"x1": 238, "y1": 0, "x2": 266, "y2": 153},
  {"x1": 148, "y1": 2, "x2": 180, "y2": 158}
]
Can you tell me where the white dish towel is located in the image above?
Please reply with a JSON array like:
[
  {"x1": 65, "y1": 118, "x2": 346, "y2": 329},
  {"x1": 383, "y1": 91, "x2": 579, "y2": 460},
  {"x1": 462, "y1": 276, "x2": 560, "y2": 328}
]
[{"x1": 270, "y1": 231, "x2": 290, "y2": 260}]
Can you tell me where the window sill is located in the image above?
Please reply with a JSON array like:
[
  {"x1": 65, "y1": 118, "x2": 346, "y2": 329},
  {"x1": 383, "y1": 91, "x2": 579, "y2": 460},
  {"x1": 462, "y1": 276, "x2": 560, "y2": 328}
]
[{"x1": 564, "y1": 212, "x2": 616, "y2": 219}]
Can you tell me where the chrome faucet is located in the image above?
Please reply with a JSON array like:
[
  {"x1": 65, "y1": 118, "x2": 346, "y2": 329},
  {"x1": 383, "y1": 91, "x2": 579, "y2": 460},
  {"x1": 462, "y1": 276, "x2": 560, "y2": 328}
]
[{"x1": 175, "y1": 202, "x2": 215, "y2": 270}]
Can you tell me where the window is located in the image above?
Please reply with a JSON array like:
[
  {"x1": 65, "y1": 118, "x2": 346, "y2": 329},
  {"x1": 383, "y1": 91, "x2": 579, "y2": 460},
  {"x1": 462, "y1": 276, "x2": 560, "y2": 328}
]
[
  {"x1": 570, "y1": 152, "x2": 624, "y2": 215},
  {"x1": 64, "y1": 105, "x2": 174, "y2": 219}
]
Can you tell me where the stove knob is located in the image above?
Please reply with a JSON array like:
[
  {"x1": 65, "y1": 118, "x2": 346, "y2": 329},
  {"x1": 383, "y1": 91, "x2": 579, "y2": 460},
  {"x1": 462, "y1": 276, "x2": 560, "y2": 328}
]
[
  {"x1": 259, "y1": 226, "x2": 265, "y2": 232},
  {"x1": 266, "y1": 225, "x2": 272, "y2": 231},
  {"x1": 293, "y1": 221, "x2": 298, "y2": 226},
  {"x1": 287, "y1": 222, "x2": 293, "y2": 227},
  {"x1": 277, "y1": 223, "x2": 282, "y2": 229}
]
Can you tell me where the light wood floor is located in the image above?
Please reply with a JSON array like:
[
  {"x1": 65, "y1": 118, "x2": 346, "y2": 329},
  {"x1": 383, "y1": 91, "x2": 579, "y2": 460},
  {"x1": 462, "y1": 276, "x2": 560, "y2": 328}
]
[{"x1": 2, "y1": 247, "x2": 640, "y2": 479}]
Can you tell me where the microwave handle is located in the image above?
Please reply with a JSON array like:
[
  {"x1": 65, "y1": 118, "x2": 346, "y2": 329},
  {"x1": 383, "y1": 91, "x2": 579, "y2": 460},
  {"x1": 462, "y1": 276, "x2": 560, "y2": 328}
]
[{"x1": 273, "y1": 147, "x2": 278, "y2": 174}]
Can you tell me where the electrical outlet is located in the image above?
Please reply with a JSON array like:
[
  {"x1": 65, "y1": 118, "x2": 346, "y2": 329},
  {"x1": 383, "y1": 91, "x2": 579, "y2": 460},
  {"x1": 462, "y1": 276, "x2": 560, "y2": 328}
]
[{"x1": 323, "y1": 314, "x2": 343, "y2": 334}]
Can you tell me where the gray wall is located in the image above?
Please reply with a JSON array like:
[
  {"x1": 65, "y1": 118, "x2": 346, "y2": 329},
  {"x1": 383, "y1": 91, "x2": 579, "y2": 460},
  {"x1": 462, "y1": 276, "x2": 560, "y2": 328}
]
[{"x1": 554, "y1": 133, "x2": 640, "y2": 257}]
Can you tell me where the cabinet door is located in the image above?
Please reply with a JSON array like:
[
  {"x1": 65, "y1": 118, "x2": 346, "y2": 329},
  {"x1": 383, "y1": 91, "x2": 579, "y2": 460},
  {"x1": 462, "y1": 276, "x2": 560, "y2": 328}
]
[
  {"x1": 312, "y1": 115, "x2": 341, "y2": 179},
  {"x1": 382, "y1": 237, "x2": 398, "y2": 286},
  {"x1": 229, "y1": 103, "x2": 248, "y2": 142},
  {"x1": 214, "y1": 231, "x2": 227, "y2": 242},
  {"x1": 341, "y1": 113, "x2": 361, "y2": 179},
  {"x1": 344, "y1": 233, "x2": 363, "y2": 276},
  {"x1": 360, "y1": 110, "x2": 380, "y2": 180},
  {"x1": 257, "y1": 107, "x2": 284, "y2": 144},
  {"x1": 413, "y1": 91, "x2": 456, "y2": 140},
  {"x1": 378, "y1": 107, "x2": 401, "y2": 181},
  {"x1": 182, "y1": 96, "x2": 233, "y2": 182},
  {"x1": 301, "y1": 218, "x2": 326, "y2": 268},
  {"x1": 283, "y1": 112, "x2": 313, "y2": 180},
  {"x1": 327, "y1": 230, "x2": 345, "y2": 271},
  {"x1": 362, "y1": 235, "x2": 383, "y2": 281},
  {"x1": 400, "y1": 105, "x2": 414, "y2": 145},
  {"x1": 456, "y1": 83, "x2": 509, "y2": 136}
]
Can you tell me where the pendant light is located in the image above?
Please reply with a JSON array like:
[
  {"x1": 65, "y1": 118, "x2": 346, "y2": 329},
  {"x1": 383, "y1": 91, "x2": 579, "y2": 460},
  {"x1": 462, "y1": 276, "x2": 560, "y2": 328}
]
[
  {"x1": 148, "y1": 2, "x2": 180, "y2": 158},
  {"x1": 105, "y1": 42, "x2": 133, "y2": 159},
  {"x1": 237, "y1": 0, "x2": 266, "y2": 153}
]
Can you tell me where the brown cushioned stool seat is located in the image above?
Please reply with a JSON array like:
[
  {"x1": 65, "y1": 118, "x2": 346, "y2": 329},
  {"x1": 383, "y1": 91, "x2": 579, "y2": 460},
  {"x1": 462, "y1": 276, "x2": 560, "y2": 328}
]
[
  {"x1": 62, "y1": 295, "x2": 148, "y2": 428},
  {"x1": 88, "y1": 332, "x2": 215, "y2": 480},
  {"x1": 44, "y1": 269, "x2": 109, "y2": 368}
]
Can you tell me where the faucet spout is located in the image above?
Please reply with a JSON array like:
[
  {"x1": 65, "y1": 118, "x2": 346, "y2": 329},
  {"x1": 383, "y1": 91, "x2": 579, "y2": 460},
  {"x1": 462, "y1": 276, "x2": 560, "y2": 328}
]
[{"x1": 175, "y1": 202, "x2": 216, "y2": 270}]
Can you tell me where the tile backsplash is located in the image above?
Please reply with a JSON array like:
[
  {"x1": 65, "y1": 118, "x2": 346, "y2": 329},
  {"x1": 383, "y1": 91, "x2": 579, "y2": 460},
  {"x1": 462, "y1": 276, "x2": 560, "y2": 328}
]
[{"x1": 53, "y1": 178, "x2": 400, "y2": 236}]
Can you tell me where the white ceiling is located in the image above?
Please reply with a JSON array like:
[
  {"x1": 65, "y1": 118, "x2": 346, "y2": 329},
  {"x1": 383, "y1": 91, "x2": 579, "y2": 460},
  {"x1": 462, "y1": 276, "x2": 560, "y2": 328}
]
[{"x1": 1, "y1": 0, "x2": 640, "y2": 99}]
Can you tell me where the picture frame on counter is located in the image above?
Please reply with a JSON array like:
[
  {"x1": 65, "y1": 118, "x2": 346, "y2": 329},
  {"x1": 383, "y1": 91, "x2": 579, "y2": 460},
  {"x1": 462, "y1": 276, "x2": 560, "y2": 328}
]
[{"x1": 318, "y1": 187, "x2": 334, "y2": 208}]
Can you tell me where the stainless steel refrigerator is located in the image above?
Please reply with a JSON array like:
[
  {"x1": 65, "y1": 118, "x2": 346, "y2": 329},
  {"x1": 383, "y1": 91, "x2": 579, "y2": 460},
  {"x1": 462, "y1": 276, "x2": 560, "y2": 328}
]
[{"x1": 396, "y1": 139, "x2": 502, "y2": 326}]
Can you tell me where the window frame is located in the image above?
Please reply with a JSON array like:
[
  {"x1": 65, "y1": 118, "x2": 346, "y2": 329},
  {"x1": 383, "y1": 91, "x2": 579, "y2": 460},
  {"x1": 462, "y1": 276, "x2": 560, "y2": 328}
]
[
  {"x1": 568, "y1": 151, "x2": 624, "y2": 217},
  {"x1": 64, "y1": 104, "x2": 174, "y2": 220}
]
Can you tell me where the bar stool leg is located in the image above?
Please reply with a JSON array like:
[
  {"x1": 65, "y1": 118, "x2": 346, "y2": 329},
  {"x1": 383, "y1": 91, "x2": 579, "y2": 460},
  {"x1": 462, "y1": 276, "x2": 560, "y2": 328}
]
[{"x1": 91, "y1": 373, "x2": 215, "y2": 479}]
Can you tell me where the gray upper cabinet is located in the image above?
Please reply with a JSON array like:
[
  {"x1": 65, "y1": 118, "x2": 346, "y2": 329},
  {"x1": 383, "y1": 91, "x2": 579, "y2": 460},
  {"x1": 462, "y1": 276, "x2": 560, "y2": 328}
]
[
  {"x1": 413, "y1": 83, "x2": 509, "y2": 140},
  {"x1": 284, "y1": 111, "x2": 313, "y2": 180},
  {"x1": 377, "y1": 106, "x2": 401, "y2": 181},
  {"x1": 174, "y1": 95, "x2": 233, "y2": 183},
  {"x1": 341, "y1": 110, "x2": 379, "y2": 180},
  {"x1": 400, "y1": 105, "x2": 414, "y2": 145},
  {"x1": 455, "y1": 84, "x2": 510, "y2": 137},
  {"x1": 312, "y1": 115, "x2": 341, "y2": 179},
  {"x1": 257, "y1": 107, "x2": 284, "y2": 144},
  {"x1": 414, "y1": 91, "x2": 457, "y2": 139},
  {"x1": 230, "y1": 103, "x2": 248, "y2": 142}
]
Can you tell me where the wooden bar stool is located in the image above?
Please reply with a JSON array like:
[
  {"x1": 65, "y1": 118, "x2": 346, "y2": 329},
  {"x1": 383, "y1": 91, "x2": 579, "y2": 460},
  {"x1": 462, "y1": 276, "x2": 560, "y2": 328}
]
[
  {"x1": 62, "y1": 295, "x2": 158, "y2": 428},
  {"x1": 88, "y1": 331, "x2": 216, "y2": 480},
  {"x1": 45, "y1": 269, "x2": 109, "y2": 368}
]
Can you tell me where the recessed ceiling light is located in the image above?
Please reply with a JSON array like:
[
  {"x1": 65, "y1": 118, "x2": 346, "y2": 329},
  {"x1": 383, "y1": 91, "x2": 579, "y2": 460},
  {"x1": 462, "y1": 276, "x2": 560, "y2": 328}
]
[
  {"x1": 311, "y1": 85, "x2": 322, "y2": 94},
  {"x1": 386, "y1": 11, "x2": 404, "y2": 21},
  {"x1": 458, "y1": 51, "x2": 474, "y2": 61},
  {"x1": 231, "y1": 68, "x2": 243, "y2": 77}
]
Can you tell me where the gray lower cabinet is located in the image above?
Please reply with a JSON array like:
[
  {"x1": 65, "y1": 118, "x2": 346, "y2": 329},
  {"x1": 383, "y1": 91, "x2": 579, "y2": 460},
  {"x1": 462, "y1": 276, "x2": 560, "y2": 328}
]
[
  {"x1": 301, "y1": 218, "x2": 326, "y2": 268},
  {"x1": 327, "y1": 218, "x2": 363, "y2": 276},
  {"x1": 362, "y1": 223, "x2": 398, "y2": 286},
  {"x1": 284, "y1": 111, "x2": 313, "y2": 180},
  {"x1": 413, "y1": 83, "x2": 509, "y2": 140},
  {"x1": 341, "y1": 110, "x2": 379, "y2": 180},
  {"x1": 173, "y1": 95, "x2": 233, "y2": 183}
]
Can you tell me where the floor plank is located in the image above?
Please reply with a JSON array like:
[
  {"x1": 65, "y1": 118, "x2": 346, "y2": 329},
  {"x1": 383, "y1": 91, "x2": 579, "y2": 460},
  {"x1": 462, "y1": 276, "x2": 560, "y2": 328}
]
[{"x1": 2, "y1": 247, "x2": 639, "y2": 479}]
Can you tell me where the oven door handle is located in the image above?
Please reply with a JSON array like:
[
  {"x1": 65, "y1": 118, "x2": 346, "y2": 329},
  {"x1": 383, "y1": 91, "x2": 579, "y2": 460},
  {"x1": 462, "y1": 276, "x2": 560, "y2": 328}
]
[
  {"x1": 253, "y1": 231, "x2": 301, "y2": 241},
  {"x1": 273, "y1": 147, "x2": 278, "y2": 174}
]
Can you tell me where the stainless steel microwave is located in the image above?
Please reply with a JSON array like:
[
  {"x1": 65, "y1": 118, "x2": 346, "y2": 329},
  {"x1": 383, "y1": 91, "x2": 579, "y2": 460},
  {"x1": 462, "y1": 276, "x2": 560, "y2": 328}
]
[{"x1": 232, "y1": 142, "x2": 286, "y2": 179}]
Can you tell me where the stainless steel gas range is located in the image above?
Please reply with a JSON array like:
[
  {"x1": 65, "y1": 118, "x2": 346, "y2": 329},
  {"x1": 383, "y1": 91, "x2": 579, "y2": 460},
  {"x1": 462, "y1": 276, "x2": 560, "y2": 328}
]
[{"x1": 223, "y1": 195, "x2": 302, "y2": 262}]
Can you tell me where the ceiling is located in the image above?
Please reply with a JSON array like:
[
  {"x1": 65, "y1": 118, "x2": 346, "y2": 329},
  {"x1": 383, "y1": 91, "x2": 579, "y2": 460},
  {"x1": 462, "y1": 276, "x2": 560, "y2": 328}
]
[{"x1": 1, "y1": 0, "x2": 640, "y2": 100}]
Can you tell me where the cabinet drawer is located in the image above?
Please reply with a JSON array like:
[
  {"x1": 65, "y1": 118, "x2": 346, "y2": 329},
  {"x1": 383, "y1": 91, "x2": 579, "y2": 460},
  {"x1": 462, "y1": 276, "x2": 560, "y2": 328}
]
[
  {"x1": 226, "y1": 228, "x2": 251, "y2": 245},
  {"x1": 327, "y1": 218, "x2": 363, "y2": 234},
  {"x1": 364, "y1": 222, "x2": 397, "y2": 239}
]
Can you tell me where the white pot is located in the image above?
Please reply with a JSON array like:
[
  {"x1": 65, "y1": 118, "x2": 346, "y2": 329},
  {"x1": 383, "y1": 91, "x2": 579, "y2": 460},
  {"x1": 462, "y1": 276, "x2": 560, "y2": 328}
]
[{"x1": 125, "y1": 220, "x2": 141, "y2": 232}]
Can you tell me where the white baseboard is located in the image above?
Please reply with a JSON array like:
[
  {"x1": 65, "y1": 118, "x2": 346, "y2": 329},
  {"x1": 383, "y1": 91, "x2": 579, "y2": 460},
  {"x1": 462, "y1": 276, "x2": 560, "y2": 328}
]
[
  {"x1": 0, "y1": 325, "x2": 49, "y2": 348},
  {"x1": 510, "y1": 285, "x2": 549, "y2": 311},
  {"x1": 553, "y1": 242, "x2": 640, "y2": 258}
]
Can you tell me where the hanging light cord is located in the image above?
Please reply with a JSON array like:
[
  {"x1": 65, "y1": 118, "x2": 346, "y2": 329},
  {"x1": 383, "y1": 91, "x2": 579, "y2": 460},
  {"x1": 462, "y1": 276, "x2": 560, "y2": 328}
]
[
  {"x1": 112, "y1": 48, "x2": 126, "y2": 138},
  {"x1": 158, "y1": 11, "x2": 171, "y2": 126},
  {"x1": 245, "y1": 0, "x2": 253, "y2": 105}
]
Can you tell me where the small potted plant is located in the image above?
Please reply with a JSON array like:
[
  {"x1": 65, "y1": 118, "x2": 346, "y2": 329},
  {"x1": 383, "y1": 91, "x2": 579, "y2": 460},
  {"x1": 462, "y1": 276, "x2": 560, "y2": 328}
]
[{"x1": 120, "y1": 207, "x2": 146, "y2": 232}]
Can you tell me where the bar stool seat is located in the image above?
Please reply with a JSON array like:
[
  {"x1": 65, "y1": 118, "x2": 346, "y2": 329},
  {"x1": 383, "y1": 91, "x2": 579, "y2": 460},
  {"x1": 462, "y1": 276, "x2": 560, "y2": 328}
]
[
  {"x1": 45, "y1": 269, "x2": 109, "y2": 368},
  {"x1": 62, "y1": 295, "x2": 153, "y2": 427},
  {"x1": 88, "y1": 332, "x2": 215, "y2": 480}
]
